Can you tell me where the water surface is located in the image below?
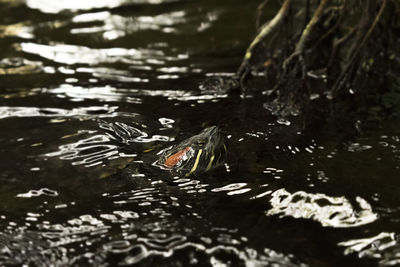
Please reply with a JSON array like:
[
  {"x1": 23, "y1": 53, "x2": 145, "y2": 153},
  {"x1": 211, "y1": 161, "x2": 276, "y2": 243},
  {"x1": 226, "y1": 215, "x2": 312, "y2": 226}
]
[{"x1": 0, "y1": 0, "x2": 399, "y2": 266}]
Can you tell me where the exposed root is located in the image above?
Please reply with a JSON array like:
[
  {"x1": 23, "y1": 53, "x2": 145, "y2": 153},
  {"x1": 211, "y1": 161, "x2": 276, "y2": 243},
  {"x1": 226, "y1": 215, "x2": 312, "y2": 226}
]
[
  {"x1": 255, "y1": 0, "x2": 270, "y2": 30},
  {"x1": 282, "y1": 0, "x2": 328, "y2": 72},
  {"x1": 237, "y1": 0, "x2": 291, "y2": 91},
  {"x1": 312, "y1": 4, "x2": 346, "y2": 50},
  {"x1": 326, "y1": 26, "x2": 357, "y2": 71},
  {"x1": 229, "y1": 0, "x2": 397, "y2": 119},
  {"x1": 332, "y1": 0, "x2": 387, "y2": 94}
]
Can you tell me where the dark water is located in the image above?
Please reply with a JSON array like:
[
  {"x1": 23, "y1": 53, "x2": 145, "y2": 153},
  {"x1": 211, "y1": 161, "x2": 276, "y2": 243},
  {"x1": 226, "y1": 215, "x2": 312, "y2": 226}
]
[{"x1": 0, "y1": 0, "x2": 399, "y2": 266}]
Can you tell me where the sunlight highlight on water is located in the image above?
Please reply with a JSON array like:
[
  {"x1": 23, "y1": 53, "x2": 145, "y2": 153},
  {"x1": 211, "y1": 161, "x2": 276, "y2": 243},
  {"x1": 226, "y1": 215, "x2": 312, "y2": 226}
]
[
  {"x1": 212, "y1": 183, "x2": 252, "y2": 196},
  {"x1": 45, "y1": 134, "x2": 119, "y2": 167},
  {"x1": 339, "y1": 232, "x2": 396, "y2": 256},
  {"x1": 0, "y1": 106, "x2": 119, "y2": 119},
  {"x1": 16, "y1": 188, "x2": 59, "y2": 198},
  {"x1": 267, "y1": 188, "x2": 378, "y2": 228},
  {"x1": 20, "y1": 43, "x2": 162, "y2": 65},
  {"x1": 26, "y1": 0, "x2": 180, "y2": 14},
  {"x1": 71, "y1": 10, "x2": 190, "y2": 39}
]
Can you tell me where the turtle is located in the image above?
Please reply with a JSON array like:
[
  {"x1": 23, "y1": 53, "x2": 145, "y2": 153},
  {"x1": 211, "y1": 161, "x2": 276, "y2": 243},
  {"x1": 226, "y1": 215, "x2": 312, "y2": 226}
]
[
  {"x1": 156, "y1": 125, "x2": 227, "y2": 177},
  {"x1": 100, "y1": 122, "x2": 227, "y2": 179}
]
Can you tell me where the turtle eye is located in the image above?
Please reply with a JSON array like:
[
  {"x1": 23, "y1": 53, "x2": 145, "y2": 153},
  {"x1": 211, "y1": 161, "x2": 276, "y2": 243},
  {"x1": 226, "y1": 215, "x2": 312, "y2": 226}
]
[{"x1": 197, "y1": 139, "x2": 205, "y2": 146}]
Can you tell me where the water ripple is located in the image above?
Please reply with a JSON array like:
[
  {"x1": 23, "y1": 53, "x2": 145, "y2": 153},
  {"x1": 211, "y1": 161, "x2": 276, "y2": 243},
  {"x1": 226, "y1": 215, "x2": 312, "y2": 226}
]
[
  {"x1": 99, "y1": 120, "x2": 171, "y2": 144},
  {"x1": 119, "y1": 243, "x2": 305, "y2": 266},
  {"x1": 103, "y1": 240, "x2": 132, "y2": 254},
  {"x1": 33, "y1": 85, "x2": 228, "y2": 103},
  {"x1": 0, "y1": 216, "x2": 110, "y2": 266},
  {"x1": 26, "y1": 0, "x2": 181, "y2": 14},
  {"x1": 0, "y1": 58, "x2": 41, "y2": 76},
  {"x1": 138, "y1": 234, "x2": 187, "y2": 250},
  {"x1": 16, "y1": 188, "x2": 58, "y2": 198},
  {"x1": 45, "y1": 134, "x2": 119, "y2": 167},
  {"x1": 71, "y1": 10, "x2": 188, "y2": 40},
  {"x1": 267, "y1": 188, "x2": 378, "y2": 228},
  {"x1": 20, "y1": 42, "x2": 168, "y2": 66},
  {"x1": 0, "y1": 105, "x2": 119, "y2": 120},
  {"x1": 339, "y1": 232, "x2": 396, "y2": 257},
  {"x1": 111, "y1": 187, "x2": 164, "y2": 205},
  {"x1": 173, "y1": 178, "x2": 209, "y2": 194},
  {"x1": 338, "y1": 232, "x2": 400, "y2": 265},
  {"x1": 0, "y1": 22, "x2": 34, "y2": 39},
  {"x1": 212, "y1": 183, "x2": 247, "y2": 192},
  {"x1": 44, "y1": 85, "x2": 145, "y2": 103},
  {"x1": 347, "y1": 142, "x2": 373, "y2": 152}
]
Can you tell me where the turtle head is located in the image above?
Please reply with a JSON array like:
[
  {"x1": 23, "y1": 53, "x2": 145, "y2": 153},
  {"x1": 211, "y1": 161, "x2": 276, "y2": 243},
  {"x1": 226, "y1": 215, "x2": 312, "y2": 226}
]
[{"x1": 158, "y1": 126, "x2": 226, "y2": 176}]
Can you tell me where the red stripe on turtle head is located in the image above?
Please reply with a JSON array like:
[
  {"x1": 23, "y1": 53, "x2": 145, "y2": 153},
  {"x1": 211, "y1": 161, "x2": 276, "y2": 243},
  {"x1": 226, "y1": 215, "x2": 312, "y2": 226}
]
[{"x1": 163, "y1": 146, "x2": 191, "y2": 168}]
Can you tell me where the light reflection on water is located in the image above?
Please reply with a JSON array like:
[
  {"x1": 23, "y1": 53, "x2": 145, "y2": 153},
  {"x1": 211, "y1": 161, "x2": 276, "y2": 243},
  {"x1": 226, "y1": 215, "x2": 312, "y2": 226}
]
[
  {"x1": 212, "y1": 183, "x2": 252, "y2": 196},
  {"x1": 338, "y1": 232, "x2": 400, "y2": 266},
  {"x1": 0, "y1": 105, "x2": 120, "y2": 119},
  {"x1": 0, "y1": 22, "x2": 34, "y2": 39},
  {"x1": 16, "y1": 188, "x2": 59, "y2": 198},
  {"x1": 339, "y1": 232, "x2": 397, "y2": 257},
  {"x1": 0, "y1": 224, "x2": 305, "y2": 266},
  {"x1": 0, "y1": 183, "x2": 308, "y2": 266},
  {"x1": 45, "y1": 134, "x2": 119, "y2": 167},
  {"x1": 3, "y1": 108, "x2": 396, "y2": 264},
  {"x1": 20, "y1": 42, "x2": 167, "y2": 65},
  {"x1": 37, "y1": 84, "x2": 228, "y2": 103},
  {"x1": 26, "y1": 0, "x2": 181, "y2": 14},
  {"x1": 42, "y1": 119, "x2": 173, "y2": 168},
  {"x1": 0, "y1": 58, "x2": 43, "y2": 76},
  {"x1": 267, "y1": 188, "x2": 377, "y2": 228},
  {"x1": 71, "y1": 10, "x2": 192, "y2": 39}
]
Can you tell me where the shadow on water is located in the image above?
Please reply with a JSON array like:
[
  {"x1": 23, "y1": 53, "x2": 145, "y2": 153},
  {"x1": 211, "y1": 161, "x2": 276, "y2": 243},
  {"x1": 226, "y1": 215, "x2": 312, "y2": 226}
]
[{"x1": 0, "y1": 0, "x2": 400, "y2": 266}]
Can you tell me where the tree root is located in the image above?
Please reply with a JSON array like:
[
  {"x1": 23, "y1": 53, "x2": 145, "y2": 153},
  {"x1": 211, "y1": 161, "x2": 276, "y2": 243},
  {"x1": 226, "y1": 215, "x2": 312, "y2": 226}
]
[
  {"x1": 255, "y1": 0, "x2": 270, "y2": 30},
  {"x1": 282, "y1": 0, "x2": 328, "y2": 73},
  {"x1": 326, "y1": 26, "x2": 356, "y2": 71},
  {"x1": 312, "y1": 3, "x2": 346, "y2": 51},
  {"x1": 231, "y1": 0, "x2": 396, "y2": 119},
  {"x1": 331, "y1": 0, "x2": 387, "y2": 94},
  {"x1": 237, "y1": 0, "x2": 291, "y2": 91}
]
